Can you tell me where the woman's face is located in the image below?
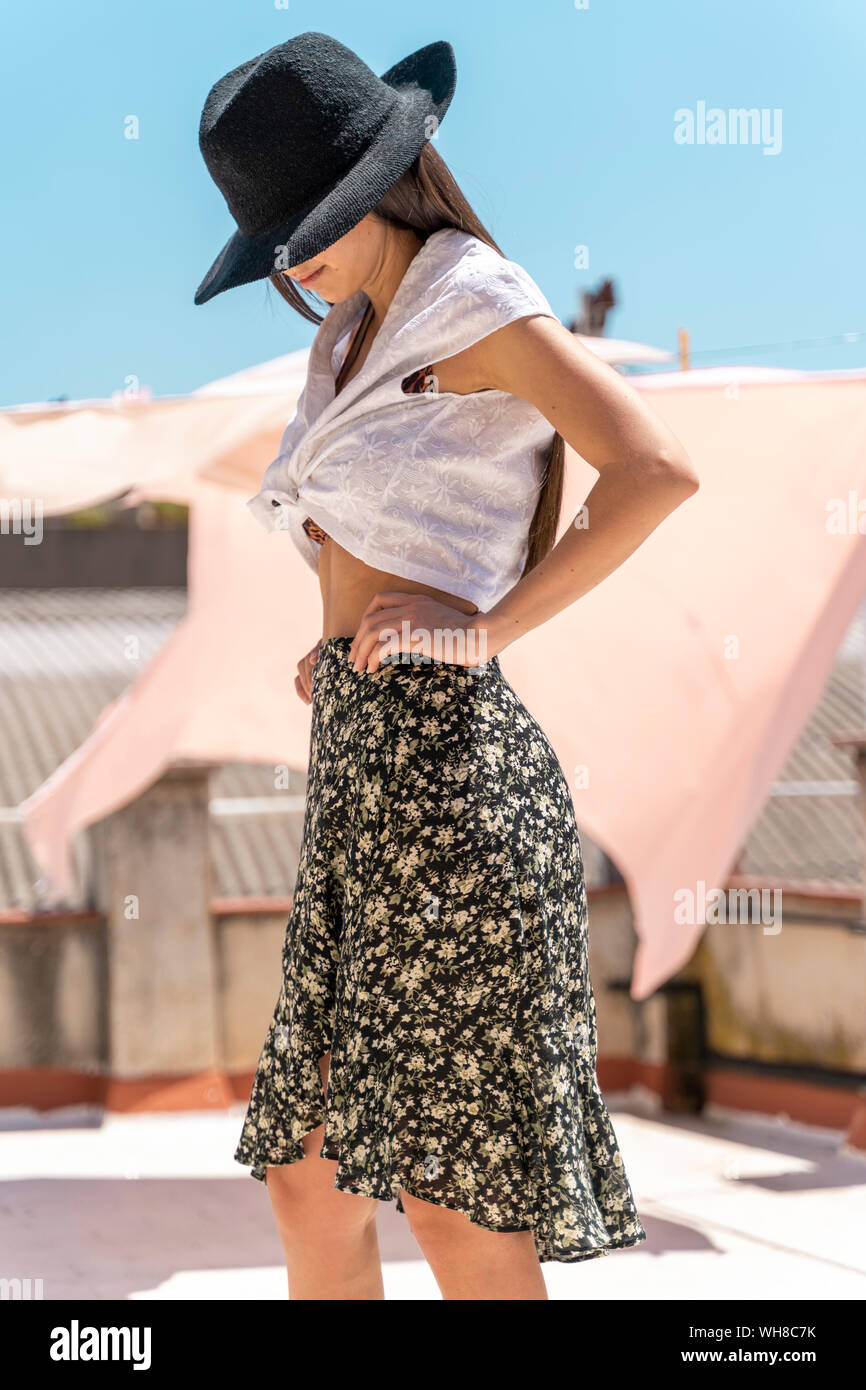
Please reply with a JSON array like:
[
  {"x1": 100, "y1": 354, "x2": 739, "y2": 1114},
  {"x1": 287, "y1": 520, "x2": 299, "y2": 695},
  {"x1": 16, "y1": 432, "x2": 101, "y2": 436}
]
[{"x1": 282, "y1": 214, "x2": 388, "y2": 304}]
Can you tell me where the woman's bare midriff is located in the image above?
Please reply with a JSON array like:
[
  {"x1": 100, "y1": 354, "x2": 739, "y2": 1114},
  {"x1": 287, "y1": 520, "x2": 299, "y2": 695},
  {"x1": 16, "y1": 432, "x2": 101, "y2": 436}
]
[{"x1": 319, "y1": 535, "x2": 478, "y2": 640}]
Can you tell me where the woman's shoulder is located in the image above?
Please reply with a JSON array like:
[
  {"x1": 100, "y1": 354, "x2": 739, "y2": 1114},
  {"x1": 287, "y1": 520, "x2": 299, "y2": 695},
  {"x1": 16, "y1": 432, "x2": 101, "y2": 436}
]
[{"x1": 423, "y1": 227, "x2": 557, "y2": 323}]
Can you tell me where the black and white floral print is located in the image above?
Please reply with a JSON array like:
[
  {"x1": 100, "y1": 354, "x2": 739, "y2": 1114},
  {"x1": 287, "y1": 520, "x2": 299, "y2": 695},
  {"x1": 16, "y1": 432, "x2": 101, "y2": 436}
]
[{"x1": 234, "y1": 637, "x2": 647, "y2": 1263}]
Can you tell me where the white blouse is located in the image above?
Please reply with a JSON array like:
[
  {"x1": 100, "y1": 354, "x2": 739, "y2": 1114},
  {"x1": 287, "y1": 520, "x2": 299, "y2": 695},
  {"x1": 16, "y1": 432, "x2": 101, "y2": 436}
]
[{"x1": 246, "y1": 227, "x2": 559, "y2": 612}]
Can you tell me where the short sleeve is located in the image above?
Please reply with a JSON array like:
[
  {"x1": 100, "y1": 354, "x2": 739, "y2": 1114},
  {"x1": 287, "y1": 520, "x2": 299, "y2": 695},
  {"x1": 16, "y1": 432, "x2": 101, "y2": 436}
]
[
  {"x1": 420, "y1": 237, "x2": 560, "y2": 362},
  {"x1": 480, "y1": 255, "x2": 558, "y2": 324}
]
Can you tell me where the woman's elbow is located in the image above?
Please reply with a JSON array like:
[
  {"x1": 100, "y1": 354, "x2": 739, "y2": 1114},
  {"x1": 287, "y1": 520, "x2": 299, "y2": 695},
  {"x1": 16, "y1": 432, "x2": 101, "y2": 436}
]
[{"x1": 654, "y1": 443, "x2": 700, "y2": 500}]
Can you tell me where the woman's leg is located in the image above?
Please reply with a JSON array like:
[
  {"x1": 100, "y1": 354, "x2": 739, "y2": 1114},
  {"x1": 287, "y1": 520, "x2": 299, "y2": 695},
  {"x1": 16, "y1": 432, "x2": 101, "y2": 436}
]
[
  {"x1": 399, "y1": 1190, "x2": 548, "y2": 1301},
  {"x1": 264, "y1": 1053, "x2": 384, "y2": 1300}
]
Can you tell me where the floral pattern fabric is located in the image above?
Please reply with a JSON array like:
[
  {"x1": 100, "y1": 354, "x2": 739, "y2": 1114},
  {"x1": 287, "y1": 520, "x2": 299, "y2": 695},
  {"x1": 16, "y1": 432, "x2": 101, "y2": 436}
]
[{"x1": 234, "y1": 637, "x2": 647, "y2": 1263}]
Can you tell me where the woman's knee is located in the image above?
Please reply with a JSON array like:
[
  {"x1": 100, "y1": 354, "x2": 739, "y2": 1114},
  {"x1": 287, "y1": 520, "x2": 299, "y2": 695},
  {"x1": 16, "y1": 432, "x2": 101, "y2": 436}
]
[
  {"x1": 399, "y1": 1189, "x2": 468, "y2": 1248},
  {"x1": 267, "y1": 1158, "x2": 379, "y2": 1240}
]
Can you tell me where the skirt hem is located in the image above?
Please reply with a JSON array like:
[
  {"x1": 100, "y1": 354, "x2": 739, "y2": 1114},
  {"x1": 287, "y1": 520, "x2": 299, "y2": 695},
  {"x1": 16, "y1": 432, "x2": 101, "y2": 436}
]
[{"x1": 233, "y1": 1136, "x2": 647, "y2": 1265}]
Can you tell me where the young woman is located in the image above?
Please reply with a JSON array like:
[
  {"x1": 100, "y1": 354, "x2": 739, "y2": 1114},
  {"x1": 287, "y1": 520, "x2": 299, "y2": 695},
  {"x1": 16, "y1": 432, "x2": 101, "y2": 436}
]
[{"x1": 195, "y1": 32, "x2": 698, "y2": 1301}]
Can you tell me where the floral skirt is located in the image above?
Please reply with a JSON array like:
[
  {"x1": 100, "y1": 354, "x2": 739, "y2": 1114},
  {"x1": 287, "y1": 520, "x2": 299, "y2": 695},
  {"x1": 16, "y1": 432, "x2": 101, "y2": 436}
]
[{"x1": 234, "y1": 635, "x2": 646, "y2": 1263}]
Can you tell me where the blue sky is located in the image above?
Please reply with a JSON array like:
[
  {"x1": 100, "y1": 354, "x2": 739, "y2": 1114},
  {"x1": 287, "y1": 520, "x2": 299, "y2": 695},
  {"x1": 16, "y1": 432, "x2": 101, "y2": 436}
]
[{"x1": 2, "y1": 0, "x2": 863, "y2": 406}]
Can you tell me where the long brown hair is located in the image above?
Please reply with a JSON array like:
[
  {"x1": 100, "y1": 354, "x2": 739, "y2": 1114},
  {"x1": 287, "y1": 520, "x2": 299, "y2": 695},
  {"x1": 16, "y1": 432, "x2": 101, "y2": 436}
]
[{"x1": 269, "y1": 143, "x2": 564, "y2": 577}]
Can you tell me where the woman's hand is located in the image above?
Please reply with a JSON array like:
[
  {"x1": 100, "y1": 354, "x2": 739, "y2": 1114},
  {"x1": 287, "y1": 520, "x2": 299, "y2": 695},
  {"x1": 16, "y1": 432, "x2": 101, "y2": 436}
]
[
  {"x1": 348, "y1": 593, "x2": 500, "y2": 675},
  {"x1": 295, "y1": 638, "x2": 323, "y2": 704}
]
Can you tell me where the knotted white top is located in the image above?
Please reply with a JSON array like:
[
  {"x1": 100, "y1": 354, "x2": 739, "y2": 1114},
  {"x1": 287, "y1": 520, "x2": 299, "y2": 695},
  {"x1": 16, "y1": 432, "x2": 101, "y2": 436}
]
[{"x1": 246, "y1": 227, "x2": 559, "y2": 611}]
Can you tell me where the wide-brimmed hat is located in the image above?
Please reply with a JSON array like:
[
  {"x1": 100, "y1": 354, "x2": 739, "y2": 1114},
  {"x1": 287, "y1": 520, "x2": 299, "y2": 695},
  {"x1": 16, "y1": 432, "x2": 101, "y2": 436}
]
[{"x1": 194, "y1": 31, "x2": 457, "y2": 306}]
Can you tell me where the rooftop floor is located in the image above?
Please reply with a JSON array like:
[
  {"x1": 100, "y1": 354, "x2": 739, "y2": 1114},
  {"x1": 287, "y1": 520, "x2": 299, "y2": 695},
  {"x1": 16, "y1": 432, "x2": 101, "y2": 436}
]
[{"x1": 2, "y1": 1090, "x2": 864, "y2": 1300}]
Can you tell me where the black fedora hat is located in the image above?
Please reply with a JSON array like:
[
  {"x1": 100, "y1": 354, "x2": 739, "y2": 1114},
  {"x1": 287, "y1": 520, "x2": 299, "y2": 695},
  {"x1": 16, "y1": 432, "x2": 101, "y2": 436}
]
[{"x1": 194, "y1": 31, "x2": 457, "y2": 306}]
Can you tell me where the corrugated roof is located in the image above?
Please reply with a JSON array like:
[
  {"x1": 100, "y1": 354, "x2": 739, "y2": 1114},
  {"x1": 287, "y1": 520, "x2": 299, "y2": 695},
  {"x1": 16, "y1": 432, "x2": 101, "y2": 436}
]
[
  {"x1": 0, "y1": 590, "x2": 306, "y2": 910},
  {"x1": 1, "y1": 588, "x2": 863, "y2": 912},
  {"x1": 736, "y1": 605, "x2": 866, "y2": 886}
]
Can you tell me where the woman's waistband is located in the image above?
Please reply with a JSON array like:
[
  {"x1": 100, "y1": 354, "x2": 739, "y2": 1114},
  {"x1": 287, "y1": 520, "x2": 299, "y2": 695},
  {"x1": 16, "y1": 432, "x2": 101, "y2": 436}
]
[{"x1": 312, "y1": 634, "x2": 501, "y2": 698}]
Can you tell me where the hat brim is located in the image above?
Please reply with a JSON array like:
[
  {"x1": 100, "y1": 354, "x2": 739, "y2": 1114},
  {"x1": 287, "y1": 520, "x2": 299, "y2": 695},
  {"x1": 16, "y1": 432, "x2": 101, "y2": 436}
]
[{"x1": 193, "y1": 39, "x2": 456, "y2": 306}]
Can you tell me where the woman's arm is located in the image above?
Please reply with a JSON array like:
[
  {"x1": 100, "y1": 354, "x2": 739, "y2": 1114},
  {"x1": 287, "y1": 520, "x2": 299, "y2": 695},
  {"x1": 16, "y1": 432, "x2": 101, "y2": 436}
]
[
  {"x1": 348, "y1": 314, "x2": 699, "y2": 673},
  {"x1": 472, "y1": 314, "x2": 700, "y2": 653}
]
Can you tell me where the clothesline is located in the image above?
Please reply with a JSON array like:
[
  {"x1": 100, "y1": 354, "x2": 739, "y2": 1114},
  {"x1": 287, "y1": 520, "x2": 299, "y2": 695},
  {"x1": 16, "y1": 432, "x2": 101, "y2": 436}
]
[{"x1": 685, "y1": 329, "x2": 865, "y2": 360}]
